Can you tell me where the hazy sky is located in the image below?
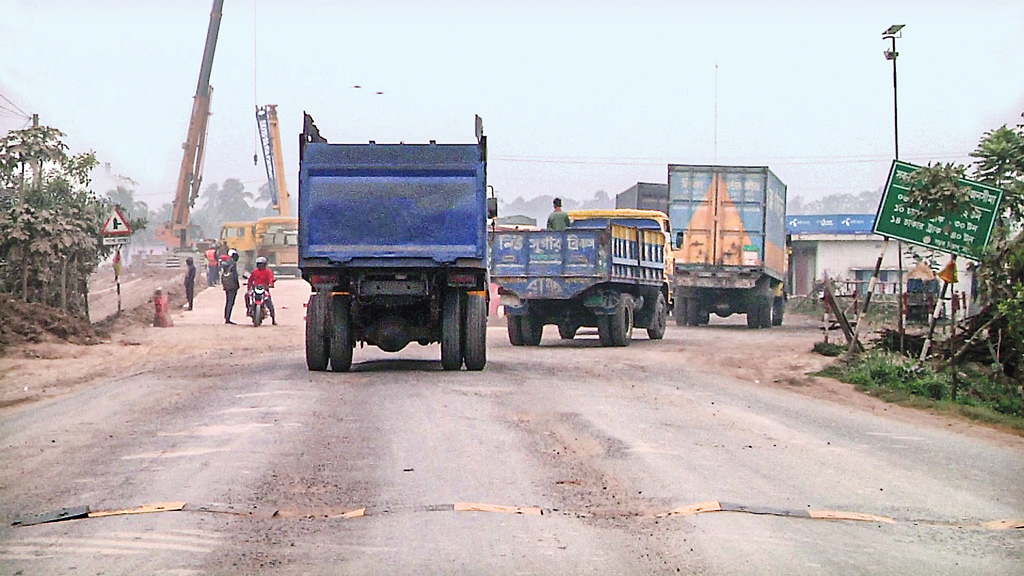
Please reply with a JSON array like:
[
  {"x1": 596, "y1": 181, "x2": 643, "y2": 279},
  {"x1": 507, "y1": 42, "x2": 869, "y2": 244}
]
[{"x1": 2, "y1": 0, "x2": 1023, "y2": 211}]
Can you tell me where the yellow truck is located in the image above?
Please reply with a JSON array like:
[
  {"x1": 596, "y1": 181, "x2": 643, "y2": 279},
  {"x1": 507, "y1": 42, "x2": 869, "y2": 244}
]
[
  {"x1": 254, "y1": 216, "x2": 299, "y2": 275},
  {"x1": 568, "y1": 208, "x2": 676, "y2": 289},
  {"x1": 219, "y1": 221, "x2": 257, "y2": 271}
]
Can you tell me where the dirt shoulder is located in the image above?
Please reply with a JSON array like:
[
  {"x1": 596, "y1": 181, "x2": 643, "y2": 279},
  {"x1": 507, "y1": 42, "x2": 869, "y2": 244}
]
[{"x1": 0, "y1": 277, "x2": 308, "y2": 411}]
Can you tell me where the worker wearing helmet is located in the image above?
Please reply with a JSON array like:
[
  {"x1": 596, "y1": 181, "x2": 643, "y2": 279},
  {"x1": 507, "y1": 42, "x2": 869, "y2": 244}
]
[
  {"x1": 220, "y1": 249, "x2": 241, "y2": 324},
  {"x1": 246, "y1": 256, "x2": 277, "y2": 325}
]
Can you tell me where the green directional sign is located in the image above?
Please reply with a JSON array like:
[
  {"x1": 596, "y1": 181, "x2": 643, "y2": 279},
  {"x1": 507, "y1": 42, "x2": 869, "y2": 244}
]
[{"x1": 873, "y1": 160, "x2": 1003, "y2": 260}]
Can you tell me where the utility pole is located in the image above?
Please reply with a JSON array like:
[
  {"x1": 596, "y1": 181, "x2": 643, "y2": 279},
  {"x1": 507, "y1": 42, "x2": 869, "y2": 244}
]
[{"x1": 883, "y1": 24, "x2": 906, "y2": 354}]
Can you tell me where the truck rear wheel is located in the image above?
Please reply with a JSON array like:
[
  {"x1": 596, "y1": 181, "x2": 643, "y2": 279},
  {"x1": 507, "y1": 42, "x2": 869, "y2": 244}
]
[
  {"x1": 772, "y1": 296, "x2": 785, "y2": 326},
  {"x1": 330, "y1": 295, "x2": 353, "y2": 372},
  {"x1": 441, "y1": 291, "x2": 463, "y2": 370},
  {"x1": 647, "y1": 293, "x2": 668, "y2": 340},
  {"x1": 760, "y1": 296, "x2": 773, "y2": 328},
  {"x1": 558, "y1": 323, "x2": 578, "y2": 340},
  {"x1": 597, "y1": 316, "x2": 614, "y2": 346},
  {"x1": 463, "y1": 292, "x2": 487, "y2": 371},
  {"x1": 674, "y1": 297, "x2": 687, "y2": 326},
  {"x1": 746, "y1": 299, "x2": 762, "y2": 329},
  {"x1": 610, "y1": 299, "x2": 634, "y2": 346},
  {"x1": 685, "y1": 298, "x2": 701, "y2": 326},
  {"x1": 521, "y1": 313, "x2": 543, "y2": 346},
  {"x1": 507, "y1": 315, "x2": 524, "y2": 346},
  {"x1": 305, "y1": 294, "x2": 329, "y2": 371}
]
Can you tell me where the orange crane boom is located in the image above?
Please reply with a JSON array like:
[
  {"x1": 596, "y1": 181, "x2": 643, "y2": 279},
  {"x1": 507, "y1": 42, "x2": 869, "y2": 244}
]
[{"x1": 166, "y1": 0, "x2": 224, "y2": 248}]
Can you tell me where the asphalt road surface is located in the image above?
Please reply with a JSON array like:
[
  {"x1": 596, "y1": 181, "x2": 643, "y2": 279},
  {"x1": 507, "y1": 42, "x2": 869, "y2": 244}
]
[{"x1": 1, "y1": 280, "x2": 1021, "y2": 575}]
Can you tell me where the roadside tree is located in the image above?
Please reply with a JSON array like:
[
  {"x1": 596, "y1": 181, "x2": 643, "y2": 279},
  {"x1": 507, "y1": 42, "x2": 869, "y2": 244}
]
[
  {"x1": 0, "y1": 125, "x2": 115, "y2": 316},
  {"x1": 904, "y1": 114, "x2": 1024, "y2": 378}
]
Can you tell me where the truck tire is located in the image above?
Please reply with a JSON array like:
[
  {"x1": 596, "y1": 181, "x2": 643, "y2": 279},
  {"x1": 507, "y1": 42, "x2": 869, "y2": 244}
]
[
  {"x1": 758, "y1": 295, "x2": 772, "y2": 328},
  {"x1": 685, "y1": 298, "x2": 701, "y2": 327},
  {"x1": 507, "y1": 315, "x2": 524, "y2": 346},
  {"x1": 597, "y1": 316, "x2": 614, "y2": 346},
  {"x1": 647, "y1": 293, "x2": 668, "y2": 340},
  {"x1": 674, "y1": 297, "x2": 688, "y2": 326},
  {"x1": 521, "y1": 313, "x2": 543, "y2": 346},
  {"x1": 463, "y1": 292, "x2": 487, "y2": 371},
  {"x1": 610, "y1": 298, "x2": 634, "y2": 346},
  {"x1": 305, "y1": 294, "x2": 329, "y2": 371},
  {"x1": 772, "y1": 296, "x2": 785, "y2": 326},
  {"x1": 558, "y1": 323, "x2": 578, "y2": 340},
  {"x1": 746, "y1": 299, "x2": 762, "y2": 329},
  {"x1": 330, "y1": 295, "x2": 353, "y2": 372},
  {"x1": 441, "y1": 291, "x2": 463, "y2": 370},
  {"x1": 699, "y1": 310, "x2": 710, "y2": 325}
]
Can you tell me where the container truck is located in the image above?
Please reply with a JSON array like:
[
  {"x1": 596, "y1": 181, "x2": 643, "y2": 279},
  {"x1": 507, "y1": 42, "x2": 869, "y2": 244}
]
[
  {"x1": 667, "y1": 164, "x2": 787, "y2": 328},
  {"x1": 491, "y1": 220, "x2": 669, "y2": 347},
  {"x1": 299, "y1": 114, "x2": 495, "y2": 372},
  {"x1": 615, "y1": 182, "x2": 668, "y2": 212}
]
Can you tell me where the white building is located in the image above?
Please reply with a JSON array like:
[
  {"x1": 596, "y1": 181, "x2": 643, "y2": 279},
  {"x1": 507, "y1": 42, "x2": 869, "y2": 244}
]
[{"x1": 788, "y1": 214, "x2": 974, "y2": 305}]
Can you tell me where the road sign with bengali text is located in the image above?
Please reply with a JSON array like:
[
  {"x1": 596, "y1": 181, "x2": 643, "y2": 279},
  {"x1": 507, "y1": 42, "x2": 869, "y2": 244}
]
[
  {"x1": 102, "y1": 235, "x2": 130, "y2": 245},
  {"x1": 873, "y1": 160, "x2": 1002, "y2": 260}
]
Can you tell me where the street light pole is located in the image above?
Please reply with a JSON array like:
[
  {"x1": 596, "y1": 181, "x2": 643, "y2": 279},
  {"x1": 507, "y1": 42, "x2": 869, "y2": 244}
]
[
  {"x1": 884, "y1": 24, "x2": 906, "y2": 353},
  {"x1": 884, "y1": 26, "x2": 902, "y2": 159}
]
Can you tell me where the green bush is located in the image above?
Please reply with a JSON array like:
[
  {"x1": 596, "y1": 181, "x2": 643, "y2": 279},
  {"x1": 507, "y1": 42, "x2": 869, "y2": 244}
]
[
  {"x1": 815, "y1": 351, "x2": 1024, "y2": 428},
  {"x1": 812, "y1": 342, "x2": 846, "y2": 357}
]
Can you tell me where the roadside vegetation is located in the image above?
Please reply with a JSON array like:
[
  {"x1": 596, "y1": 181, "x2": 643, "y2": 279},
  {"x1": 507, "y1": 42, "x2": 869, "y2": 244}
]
[
  {"x1": 818, "y1": 352, "x2": 1024, "y2": 432},
  {"x1": 815, "y1": 112, "x2": 1024, "y2": 432}
]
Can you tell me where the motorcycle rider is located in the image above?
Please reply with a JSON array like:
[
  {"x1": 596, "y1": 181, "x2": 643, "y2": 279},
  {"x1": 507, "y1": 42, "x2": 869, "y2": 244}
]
[{"x1": 246, "y1": 256, "x2": 277, "y2": 325}]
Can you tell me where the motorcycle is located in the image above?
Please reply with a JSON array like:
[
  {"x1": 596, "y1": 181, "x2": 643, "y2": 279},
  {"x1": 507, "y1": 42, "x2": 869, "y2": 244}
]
[{"x1": 250, "y1": 285, "x2": 269, "y2": 327}]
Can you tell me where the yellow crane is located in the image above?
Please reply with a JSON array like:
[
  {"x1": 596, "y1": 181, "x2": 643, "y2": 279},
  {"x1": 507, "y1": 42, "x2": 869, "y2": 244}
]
[
  {"x1": 255, "y1": 104, "x2": 291, "y2": 216},
  {"x1": 253, "y1": 104, "x2": 298, "y2": 273},
  {"x1": 160, "y1": 0, "x2": 223, "y2": 249}
]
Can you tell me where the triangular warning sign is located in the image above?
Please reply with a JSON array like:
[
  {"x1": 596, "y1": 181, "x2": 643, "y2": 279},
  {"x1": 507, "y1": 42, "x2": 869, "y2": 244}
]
[{"x1": 102, "y1": 208, "x2": 132, "y2": 235}]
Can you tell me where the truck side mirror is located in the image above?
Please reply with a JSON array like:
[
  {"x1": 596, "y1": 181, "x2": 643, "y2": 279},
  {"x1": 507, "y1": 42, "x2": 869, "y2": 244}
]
[
  {"x1": 675, "y1": 232, "x2": 684, "y2": 249},
  {"x1": 487, "y1": 197, "x2": 499, "y2": 219}
]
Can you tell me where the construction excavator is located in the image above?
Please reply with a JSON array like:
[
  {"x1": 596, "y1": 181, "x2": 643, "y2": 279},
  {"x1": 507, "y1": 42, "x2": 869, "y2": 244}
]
[{"x1": 156, "y1": 0, "x2": 223, "y2": 249}]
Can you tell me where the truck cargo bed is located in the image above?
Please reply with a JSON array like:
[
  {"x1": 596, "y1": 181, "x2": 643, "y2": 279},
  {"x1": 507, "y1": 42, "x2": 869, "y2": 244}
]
[{"x1": 490, "y1": 224, "x2": 664, "y2": 300}]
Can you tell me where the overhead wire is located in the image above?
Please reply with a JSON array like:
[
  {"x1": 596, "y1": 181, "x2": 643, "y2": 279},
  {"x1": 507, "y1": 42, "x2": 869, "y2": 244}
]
[
  {"x1": 0, "y1": 91, "x2": 29, "y2": 118},
  {"x1": 491, "y1": 152, "x2": 970, "y2": 168}
]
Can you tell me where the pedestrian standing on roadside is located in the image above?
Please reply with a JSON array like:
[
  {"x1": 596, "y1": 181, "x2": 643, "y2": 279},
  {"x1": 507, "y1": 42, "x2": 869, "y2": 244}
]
[
  {"x1": 205, "y1": 246, "x2": 218, "y2": 286},
  {"x1": 184, "y1": 256, "x2": 196, "y2": 311},
  {"x1": 221, "y1": 250, "x2": 240, "y2": 324}
]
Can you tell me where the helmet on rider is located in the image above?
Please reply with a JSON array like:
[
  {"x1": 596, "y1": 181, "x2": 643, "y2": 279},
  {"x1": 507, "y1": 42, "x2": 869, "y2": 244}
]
[
  {"x1": 256, "y1": 256, "x2": 268, "y2": 269},
  {"x1": 229, "y1": 249, "x2": 239, "y2": 261}
]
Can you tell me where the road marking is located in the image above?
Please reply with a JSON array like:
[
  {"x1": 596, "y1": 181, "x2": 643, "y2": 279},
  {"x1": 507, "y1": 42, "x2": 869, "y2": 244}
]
[
  {"x1": 121, "y1": 447, "x2": 231, "y2": 459},
  {"x1": 453, "y1": 502, "x2": 543, "y2": 516},
  {"x1": 865, "y1": 432, "x2": 925, "y2": 441},
  {"x1": 234, "y1": 390, "x2": 310, "y2": 398},
  {"x1": 661, "y1": 500, "x2": 896, "y2": 524},
  {"x1": 7, "y1": 531, "x2": 218, "y2": 557},
  {"x1": 214, "y1": 406, "x2": 287, "y2": 414},
  {"x1": 982, "y1": 519, "x2": 1024, "y2": 530},
  {"x1": 88, "y1": 502, "x2": 186, "y2": 518},
  {"x1": 12, "y1": 499, "x2": 1015, "y2": 532},
  {"x1": 661, "y1": 501, "x2": 723, "y2": 517},
  {"x1": 808, "y1": 510, "x2": 897, "y2": 524},
  {"x1": 159, "y1": 423, "x2": 273, "y2": 437}
]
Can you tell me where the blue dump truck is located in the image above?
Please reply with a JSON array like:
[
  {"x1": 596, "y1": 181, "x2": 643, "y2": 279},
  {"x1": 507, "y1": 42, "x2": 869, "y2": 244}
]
[
  {"x1": 299, "y1": 115, "x2": 494, "y2": 372},
  {"x1": 667, "y1": 164, "x2": 788, "y2": 328},
  {"x1": 490, "y1": 221, "x2": 669, "y2": 347}
]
